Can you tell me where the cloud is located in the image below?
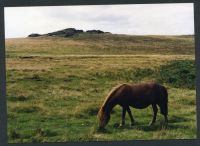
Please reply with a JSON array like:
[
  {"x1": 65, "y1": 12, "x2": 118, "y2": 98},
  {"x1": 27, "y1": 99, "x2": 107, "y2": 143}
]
[{"x1": 4, "y1": 3, "x2": 194, "y2": 38}]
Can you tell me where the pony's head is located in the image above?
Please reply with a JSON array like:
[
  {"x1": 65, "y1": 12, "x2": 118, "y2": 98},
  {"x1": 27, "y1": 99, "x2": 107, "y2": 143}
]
[
  {"x1": 97, "y1": 85, "x2": 120, "y2": 129},
  {"x1": 97, "y1": 107, "x2": 110, "y2": 129}
]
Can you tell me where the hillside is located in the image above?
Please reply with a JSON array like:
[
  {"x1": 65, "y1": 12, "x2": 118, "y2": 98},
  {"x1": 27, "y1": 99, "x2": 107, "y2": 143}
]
[{"x1": 6, "y1": 28, "x2": 194, "y2": 57}]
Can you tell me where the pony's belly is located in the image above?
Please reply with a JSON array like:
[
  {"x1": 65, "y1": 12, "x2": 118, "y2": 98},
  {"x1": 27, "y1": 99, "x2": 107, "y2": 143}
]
[
  {"x1": 128, "y1": 99, "x2": 152, "y2": 109},
  {"x1": 130, "y1": 103, "x2": 150, "y2": 109},
  {"x1": 118, "y1": 96, "x2": 153, "y2": 109}
]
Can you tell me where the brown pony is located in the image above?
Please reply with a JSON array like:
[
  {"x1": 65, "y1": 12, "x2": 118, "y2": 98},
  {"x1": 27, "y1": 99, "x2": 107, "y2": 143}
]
[{"x1": 97, "y1": 83, "x2": 168, "y2": 129}]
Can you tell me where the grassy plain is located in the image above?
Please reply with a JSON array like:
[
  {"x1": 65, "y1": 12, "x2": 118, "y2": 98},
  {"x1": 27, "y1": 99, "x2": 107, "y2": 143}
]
[{"x1": 6, "y1": 34, "x2": 196, "y2": 143}]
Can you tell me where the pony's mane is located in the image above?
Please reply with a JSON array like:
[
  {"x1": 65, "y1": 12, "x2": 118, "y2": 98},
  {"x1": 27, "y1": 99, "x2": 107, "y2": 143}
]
[{"x1": 98, "y1": 83, "x2": 127, "y2": 115}]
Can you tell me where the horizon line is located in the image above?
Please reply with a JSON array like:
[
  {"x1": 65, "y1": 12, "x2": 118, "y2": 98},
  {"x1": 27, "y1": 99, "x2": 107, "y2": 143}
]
[{"x1": 5, "y1": 33, "x2": 195, "y2": 39}]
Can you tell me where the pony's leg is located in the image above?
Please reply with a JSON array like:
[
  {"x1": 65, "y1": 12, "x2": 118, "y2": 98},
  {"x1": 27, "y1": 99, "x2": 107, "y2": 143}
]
[
  {"x1": 127, "y1": 106, "x2": 135, "y2": 126},
  {"x1": 149, "y1": 104, "x2": 158, "y2": 126},
  {"x1": 120, "y1": 106, "x2": 126, "y2": 127}
]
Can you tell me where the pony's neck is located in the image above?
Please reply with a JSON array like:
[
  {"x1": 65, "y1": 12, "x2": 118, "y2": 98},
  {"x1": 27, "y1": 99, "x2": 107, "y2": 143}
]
[{"x1": 102, "y1": 98, "x2": 117, "y2": 114}]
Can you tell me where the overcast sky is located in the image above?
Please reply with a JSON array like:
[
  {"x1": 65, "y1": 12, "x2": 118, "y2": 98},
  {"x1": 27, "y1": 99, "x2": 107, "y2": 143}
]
[{"x1": 5, "y1": 3, "x2": 194, "y2": 38}]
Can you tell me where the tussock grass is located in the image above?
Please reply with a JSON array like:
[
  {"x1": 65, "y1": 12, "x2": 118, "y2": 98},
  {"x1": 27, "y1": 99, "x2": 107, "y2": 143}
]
[{"x1": 159, "y1": 60, "x2": 195, "y2": 89}]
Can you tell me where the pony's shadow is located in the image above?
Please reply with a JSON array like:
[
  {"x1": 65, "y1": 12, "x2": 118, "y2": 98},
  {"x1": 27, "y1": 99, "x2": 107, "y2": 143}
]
[
  {"x1": 169, "y1": 115, "x2": 190, "y2": 123},
  {"x1": 114, "y1": 115, "x2": 191, "y2": 132},
  {"x1": 96, "y1": 115, "x2": 192, "y2": 134},
  {"x1": 114, "y1": 122, "x2": 163, "y2": 132},
  {"x1": 136, "y1": 123, "x2": 190, "y2": 132}
]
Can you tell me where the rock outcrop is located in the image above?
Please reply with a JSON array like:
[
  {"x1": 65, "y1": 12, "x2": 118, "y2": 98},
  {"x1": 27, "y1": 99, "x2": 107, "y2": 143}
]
[
  {"x1": 47, "y1": 28, "x2": 83, "y2": 37},
  {"x1": 86, "y1": 30, "x2": 104, "y2": 34},
  {"x1": 28, "y1": 28, "x2": 110, "y2": 38},
  {"x1": 28, "y1": 33, "x2": 41, "y2": 37}
]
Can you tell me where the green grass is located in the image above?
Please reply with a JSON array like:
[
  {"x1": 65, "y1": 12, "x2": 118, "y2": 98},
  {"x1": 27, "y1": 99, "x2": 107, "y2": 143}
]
[{"x1": 6, "y1": 34, "x2": 196, "y2": 143}]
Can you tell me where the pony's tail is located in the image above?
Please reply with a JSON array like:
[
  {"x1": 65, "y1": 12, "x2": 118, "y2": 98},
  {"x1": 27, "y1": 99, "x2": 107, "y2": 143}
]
[
  {"x1": 161, "y1": 85, "x2": 168, "y2": 102},
  {"x1": 159, "y1": 85, "x2": 168, "y2": 115},
  {"x1": 163, "y1": 86, "x2": 168, "y2": 115}
]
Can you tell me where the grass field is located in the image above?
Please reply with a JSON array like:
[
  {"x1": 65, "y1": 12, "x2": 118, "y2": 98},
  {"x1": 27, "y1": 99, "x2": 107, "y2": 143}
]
[{"x1": 6, "y1": 33, "x2": 196, "y2": 143}]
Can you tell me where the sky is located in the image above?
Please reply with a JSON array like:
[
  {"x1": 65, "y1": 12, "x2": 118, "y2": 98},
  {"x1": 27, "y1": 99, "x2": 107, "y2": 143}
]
[{"x1": 4, "y1": 3, "x2": 194, "y2": 38}]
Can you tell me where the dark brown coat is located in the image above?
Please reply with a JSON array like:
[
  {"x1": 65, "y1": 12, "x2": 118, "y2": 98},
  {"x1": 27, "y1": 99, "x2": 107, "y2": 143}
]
[{"x1": 97, "y1": 83, "x2": 168, "y2": 129}]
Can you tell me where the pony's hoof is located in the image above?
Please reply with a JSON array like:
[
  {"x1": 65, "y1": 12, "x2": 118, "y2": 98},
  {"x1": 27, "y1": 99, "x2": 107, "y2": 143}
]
[
  {"x1": 113, "y1": 123, "x2": 120, "y2": 128},
  {"x1": 148, "y1": 122, "x2": 155, "y2": 126},
  {"x1": 163, "y1": 122, "x2": 168, "y2": 127},
  {"x1": 130, "y1": 123, "x2": 135, "y2": 127},
  {"x1": 118, "y1": 124, "x2": 125, "y2": 128}
]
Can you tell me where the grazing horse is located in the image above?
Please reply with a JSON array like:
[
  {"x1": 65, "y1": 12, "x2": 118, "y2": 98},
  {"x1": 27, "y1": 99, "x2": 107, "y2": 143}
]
[{"x1": 97, "y1": 83, "x2": 168, "y2": 129}]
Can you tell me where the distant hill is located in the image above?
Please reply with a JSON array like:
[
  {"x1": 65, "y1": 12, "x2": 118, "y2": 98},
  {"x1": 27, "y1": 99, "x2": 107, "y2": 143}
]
[
  {"x1": 6, "y1": 32, "x2": 194, "y2": 56},
  {"x1": 28, "y1": 28, "x2": 110, "y2": 38}
]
